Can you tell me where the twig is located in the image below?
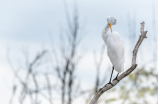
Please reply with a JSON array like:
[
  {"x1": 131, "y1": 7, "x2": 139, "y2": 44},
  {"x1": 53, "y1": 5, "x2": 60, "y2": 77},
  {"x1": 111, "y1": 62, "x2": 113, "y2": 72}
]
[
  {"x1": 93, "y1": 45, "x2": 105, "y2": 92},
  {"x1": 89, "y1": 21, "x2": 147, "y2": 104},
  {"x1": 45, "y1": 74, "x2": 53, "y2": 104}
]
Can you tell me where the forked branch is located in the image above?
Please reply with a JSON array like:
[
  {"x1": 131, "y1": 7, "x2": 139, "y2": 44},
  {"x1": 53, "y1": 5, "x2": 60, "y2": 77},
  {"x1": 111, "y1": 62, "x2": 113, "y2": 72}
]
[{"x1": 89, "y1": 21, "x2": 147, "y2": 104}]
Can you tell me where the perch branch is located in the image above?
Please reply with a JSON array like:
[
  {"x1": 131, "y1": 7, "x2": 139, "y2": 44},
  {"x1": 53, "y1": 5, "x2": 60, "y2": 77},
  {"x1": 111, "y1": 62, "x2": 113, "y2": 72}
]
[{"x1": 89, "y1": 21, "x2": 147, "y2": 104}]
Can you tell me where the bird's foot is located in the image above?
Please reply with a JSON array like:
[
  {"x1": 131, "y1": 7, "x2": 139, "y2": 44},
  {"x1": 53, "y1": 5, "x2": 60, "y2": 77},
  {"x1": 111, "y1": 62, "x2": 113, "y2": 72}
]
[
  {"x1": 113, "y1": 77, "x2": 119, "y2": 82},
  {"x1": 107, "y1": 82, "x2": 114, "y2": 86}
]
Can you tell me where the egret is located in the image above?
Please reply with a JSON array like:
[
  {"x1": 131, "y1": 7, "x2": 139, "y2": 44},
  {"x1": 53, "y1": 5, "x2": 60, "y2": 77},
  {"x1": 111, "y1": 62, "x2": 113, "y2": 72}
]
[{"x1": 102, "y1": 16, "x2": 125, "y2": 85}]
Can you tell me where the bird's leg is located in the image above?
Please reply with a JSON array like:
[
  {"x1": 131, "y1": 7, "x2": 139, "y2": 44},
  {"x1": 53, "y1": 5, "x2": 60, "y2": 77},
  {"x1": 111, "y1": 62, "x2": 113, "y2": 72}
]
[
  {"x1": 107, "y1": 66, "x2": 114, "y2": 85},
  {"x1": 113, "y1": 73, "x2": 119, "y2": 82}
]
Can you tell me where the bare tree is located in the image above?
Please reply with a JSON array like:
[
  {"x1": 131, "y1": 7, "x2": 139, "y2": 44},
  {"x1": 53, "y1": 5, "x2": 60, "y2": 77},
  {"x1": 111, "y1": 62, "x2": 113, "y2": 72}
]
[
  {"x1": 8, "y1": 49, "x2": 56, "y2": 104},
  {"x1": 8, "y1": 2, "x2": 86, "y2": 104},
  {"x1": 51, "y1": 2, "x2": 86, "y2": 104}
]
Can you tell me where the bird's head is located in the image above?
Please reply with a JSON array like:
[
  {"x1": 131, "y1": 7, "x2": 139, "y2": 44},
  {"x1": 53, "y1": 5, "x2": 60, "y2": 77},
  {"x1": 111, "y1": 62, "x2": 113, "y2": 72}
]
[{"x1": 107, "y1": 16, "x2": 116, "y2": 33}]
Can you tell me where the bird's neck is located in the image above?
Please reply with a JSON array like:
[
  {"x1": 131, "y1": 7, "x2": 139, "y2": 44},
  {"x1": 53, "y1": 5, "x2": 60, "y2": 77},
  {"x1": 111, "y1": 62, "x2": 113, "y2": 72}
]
[
  {"x1": 102, "y1": 23, "x2": 110, "y2": 39},
  {"x1": 102, "y1": 23, "x2": 110, "y2": 35}
]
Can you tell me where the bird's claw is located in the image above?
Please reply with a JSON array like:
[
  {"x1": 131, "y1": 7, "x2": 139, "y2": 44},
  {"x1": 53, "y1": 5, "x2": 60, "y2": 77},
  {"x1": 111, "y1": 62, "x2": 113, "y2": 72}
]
[
  {"x1": 113, "y1": 77, "x2": 119, "y2": 82},
  {"x1": 107, "y1": 82, "x2": 114, "y2": 86}
]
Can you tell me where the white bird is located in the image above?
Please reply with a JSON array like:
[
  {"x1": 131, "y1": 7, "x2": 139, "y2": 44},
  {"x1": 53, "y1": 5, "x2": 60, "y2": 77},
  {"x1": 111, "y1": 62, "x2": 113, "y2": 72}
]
[{"x1": 102, "y1": 16, "x2": 125, "y2": 84}]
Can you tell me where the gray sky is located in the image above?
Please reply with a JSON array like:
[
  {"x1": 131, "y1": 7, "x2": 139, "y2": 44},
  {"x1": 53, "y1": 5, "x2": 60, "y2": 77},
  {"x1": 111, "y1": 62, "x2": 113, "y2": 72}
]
[{"x1": 0, "y1": 0, "x2": 157, "y2": 104}]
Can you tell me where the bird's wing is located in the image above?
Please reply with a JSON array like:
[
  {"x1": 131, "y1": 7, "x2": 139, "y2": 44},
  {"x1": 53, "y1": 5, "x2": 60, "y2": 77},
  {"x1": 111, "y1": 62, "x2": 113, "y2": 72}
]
[{"x1": 107, "y1": 32, "x2": 125, "y2": 73}]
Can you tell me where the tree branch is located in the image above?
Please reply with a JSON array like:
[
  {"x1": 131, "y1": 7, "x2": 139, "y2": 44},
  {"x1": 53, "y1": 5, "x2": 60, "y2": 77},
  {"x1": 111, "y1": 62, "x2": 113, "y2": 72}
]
[{"x1": 89, "y1": 21, "x2": 147, "y2": 104}]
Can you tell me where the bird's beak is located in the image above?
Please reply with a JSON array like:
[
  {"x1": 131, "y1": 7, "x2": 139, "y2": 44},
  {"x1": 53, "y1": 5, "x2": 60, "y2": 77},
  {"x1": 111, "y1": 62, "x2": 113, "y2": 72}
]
[{"x1": 109, "y1": 23, "x2": 112, "y2": 33}]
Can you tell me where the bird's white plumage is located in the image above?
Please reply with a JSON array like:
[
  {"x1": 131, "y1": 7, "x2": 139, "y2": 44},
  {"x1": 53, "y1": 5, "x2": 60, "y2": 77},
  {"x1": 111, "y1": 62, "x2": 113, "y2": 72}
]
[
  {"x1": 106, "y1": 31, "x2": 124, "y2": 72},
  {"x1": 102, "y1": 16, "x2": 125, "y2": 73}
]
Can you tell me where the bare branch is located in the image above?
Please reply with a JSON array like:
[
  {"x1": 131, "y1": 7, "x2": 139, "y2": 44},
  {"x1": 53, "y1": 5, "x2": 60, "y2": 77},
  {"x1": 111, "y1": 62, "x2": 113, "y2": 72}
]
[
  {"x1": 89, "y1": 21, "x2": 147, "y2": 104},
  {"x1": 9, "y1": 84, "x2": 17, "y2": 104},
  {"x1": 132, "y1": 22, "x2": 147, "y2": 65},
  {"x1": 45, "y1": 74, "x2": 53, "y2": 104},
  {"x1": 93, "y1": 45, "x2": 105, "y2": 92}
]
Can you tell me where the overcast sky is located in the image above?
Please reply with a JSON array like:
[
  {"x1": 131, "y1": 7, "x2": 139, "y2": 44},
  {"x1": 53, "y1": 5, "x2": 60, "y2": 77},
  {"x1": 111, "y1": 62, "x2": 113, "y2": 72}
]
[{"x1": 0, "y1": 0, "x2": 158, "y2": 104}]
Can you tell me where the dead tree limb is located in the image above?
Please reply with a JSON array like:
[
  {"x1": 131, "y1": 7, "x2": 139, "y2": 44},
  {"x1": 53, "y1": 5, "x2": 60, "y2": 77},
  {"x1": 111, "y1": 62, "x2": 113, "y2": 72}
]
[{"x1": 89, "y1": 21, "x2": 147, "y2": 104}]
